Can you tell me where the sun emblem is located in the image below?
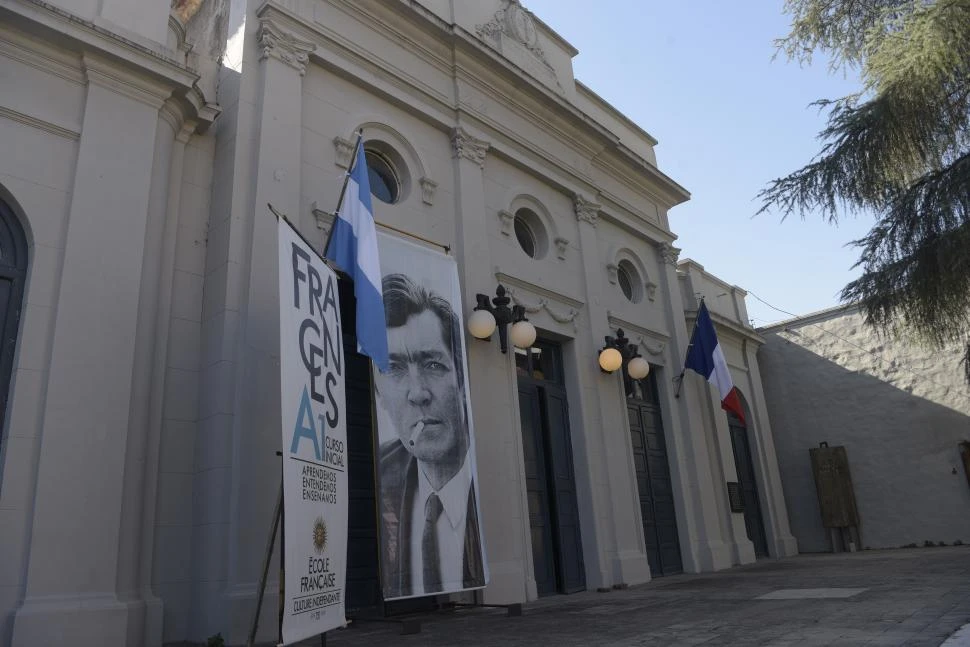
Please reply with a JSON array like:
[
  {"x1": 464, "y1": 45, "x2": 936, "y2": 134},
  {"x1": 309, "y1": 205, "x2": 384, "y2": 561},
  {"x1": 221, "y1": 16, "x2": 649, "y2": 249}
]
[{"x1": 312, "y1": 517, "x2": 327, "y2": 554}]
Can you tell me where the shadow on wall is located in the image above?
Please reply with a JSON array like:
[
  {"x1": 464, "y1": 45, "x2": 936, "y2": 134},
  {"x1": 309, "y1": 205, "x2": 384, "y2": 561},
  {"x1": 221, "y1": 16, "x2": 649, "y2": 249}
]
[{"x1": 758, "y1": 335, "x2": 970, "y2": 553}]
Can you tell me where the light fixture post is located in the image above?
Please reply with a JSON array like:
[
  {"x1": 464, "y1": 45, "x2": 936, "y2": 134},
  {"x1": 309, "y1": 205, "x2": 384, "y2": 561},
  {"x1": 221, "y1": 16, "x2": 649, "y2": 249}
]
[{"x1": 469, "y1": 284, "x2": 535, "y2": 354}]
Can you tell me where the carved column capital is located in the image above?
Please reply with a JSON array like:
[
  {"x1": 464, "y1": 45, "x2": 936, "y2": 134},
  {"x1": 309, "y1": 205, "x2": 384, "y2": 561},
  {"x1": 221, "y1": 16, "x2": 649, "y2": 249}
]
[
  {"x1": 451, "y1": 127, "x2": 489, "y2": 167},
  {"x1": 258, "y1": 19, "x2": 316, "y2": 76},
  {"x1": 574, "y1": 194, "x2": 601, "y2": 227},
  {"x1": 657, "y1": 241, "x2": 681, "y2": 265}
]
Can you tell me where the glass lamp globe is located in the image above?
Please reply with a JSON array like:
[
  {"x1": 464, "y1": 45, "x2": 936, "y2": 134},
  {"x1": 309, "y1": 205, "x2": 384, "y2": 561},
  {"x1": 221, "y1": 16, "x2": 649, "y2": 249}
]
[
  {"x1": 468, "y1": 309, "x2": 497, "y2": 339},
  {"x1": 598, "y1": 347, "x2": 623, "y2": 373},
  {"x1": 510, "y1": 320, "x2": 537, "y2": 349},
  {"x1": 627, "y1": 356, "x2": 650, "y2": 380}
]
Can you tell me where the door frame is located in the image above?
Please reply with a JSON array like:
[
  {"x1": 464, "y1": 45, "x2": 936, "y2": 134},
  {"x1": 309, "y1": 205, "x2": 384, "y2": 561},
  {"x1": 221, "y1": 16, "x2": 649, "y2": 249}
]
[{"x1": 0, "y1": 192, "x2": 28, "y2": 460}]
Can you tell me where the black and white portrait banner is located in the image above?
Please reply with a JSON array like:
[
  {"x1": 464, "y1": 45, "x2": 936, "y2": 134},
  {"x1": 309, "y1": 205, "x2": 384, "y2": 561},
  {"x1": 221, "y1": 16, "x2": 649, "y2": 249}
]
[
  {"x1": 278, "y1": 217, "x2": 348, "y2": 642},
  {"x1": 372, "y1": 232, "x2": 489, "y2": 600}
]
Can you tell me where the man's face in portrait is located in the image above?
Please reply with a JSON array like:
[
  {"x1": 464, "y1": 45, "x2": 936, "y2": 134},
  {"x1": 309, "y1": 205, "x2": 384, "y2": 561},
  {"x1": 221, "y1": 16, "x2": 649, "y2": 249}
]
[{"x1": 378, "y1": 309, "x2": 466, "y2": 466}]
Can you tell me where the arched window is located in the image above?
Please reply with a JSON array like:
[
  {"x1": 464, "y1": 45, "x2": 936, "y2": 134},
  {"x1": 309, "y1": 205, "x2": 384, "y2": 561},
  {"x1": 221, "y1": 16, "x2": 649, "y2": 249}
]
[{"x1": 0, "y1": 194, "x2": 27, "y2": 443}]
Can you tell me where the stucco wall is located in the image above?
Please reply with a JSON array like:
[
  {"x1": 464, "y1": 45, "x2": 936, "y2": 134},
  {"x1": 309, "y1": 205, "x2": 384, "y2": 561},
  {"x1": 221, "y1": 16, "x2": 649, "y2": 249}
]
[{"x1": 759, "y1": 307, "x2": 970, "y2": 553}]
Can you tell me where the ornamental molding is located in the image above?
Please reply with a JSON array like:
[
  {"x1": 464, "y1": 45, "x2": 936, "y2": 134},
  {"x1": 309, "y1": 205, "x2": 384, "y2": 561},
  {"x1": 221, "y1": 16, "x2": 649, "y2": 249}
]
[
  {"x1": 475, "y1": 0, "x2": 550, "y2": 65},
  {"x1": 452, "y1": 127, "x2": 489, "y2": 167},
  {"x1": 554, "y1": 236, "x2": 569, "y2": 261},
  {"x1": 419, "y1": 177, "x2": 438, "y2": 205},
  {"x1": 574, "y1": 194, "x2": 601, "y2": 227},
  {"x1": 257, "y1": 18, "x2": 315, "y2": 76},
  {"x1": 657, "y1": 241, "x2": 681, "y2": 265},
  {"x1": 606, "y1": 312, "x2": 668, "y2": 358},
  {"x1": 508, "y1": 288, "x2": 580, "y2": 330},
  {"x1": 333, "y1": 136, "x2": 354, "y2": 169},
  {"x1": 494, "y1": 269, "x2": 584, "y2": 331},
  {"x1": 498, "y1": 209, "x2": 514, "y2": 236}
]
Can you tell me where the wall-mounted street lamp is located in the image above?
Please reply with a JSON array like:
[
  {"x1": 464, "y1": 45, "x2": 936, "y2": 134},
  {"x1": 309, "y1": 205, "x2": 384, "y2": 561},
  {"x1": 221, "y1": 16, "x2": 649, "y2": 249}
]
[
  {"x1": 599, "y1": 328, "x2": 650, "y2": 382},
  {"x1": 468, "y1": 284, "x2": 537, "y2": 353}
]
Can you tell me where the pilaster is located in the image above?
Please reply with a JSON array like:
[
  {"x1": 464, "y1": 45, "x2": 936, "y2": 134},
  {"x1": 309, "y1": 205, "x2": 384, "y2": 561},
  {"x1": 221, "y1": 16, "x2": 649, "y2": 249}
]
[
  {"x1": 212, "y1": 12, "x2": 314, "y2": 645},
  {"x1": 450, "y1": 125, "x2": 533, "y2": 604},
  {"x1": 652, "y1": 243, "x2": 734, "y2": 573},
  {"x1": 742, "y1": 341, "x2": 798, "y2": 557},
  {"x1": 572, "y1": 194, "x2": 628, "y2": 590},
  {"x1": 12, "y1": 54, "x2": 174, "y2": 647}
]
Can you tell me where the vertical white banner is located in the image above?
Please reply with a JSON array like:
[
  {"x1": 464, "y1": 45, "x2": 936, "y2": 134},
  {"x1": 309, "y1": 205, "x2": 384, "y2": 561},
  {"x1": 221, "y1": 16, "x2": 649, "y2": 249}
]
[{"x1": 278, "y1": 217, "x2": 348, "y2": 643}]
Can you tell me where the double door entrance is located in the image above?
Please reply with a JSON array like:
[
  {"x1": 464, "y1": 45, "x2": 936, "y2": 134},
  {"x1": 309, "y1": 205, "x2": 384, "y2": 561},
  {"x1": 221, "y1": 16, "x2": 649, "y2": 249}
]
[
  {"x1": 516, "y1": 342, "x2": 586, "y2": 596},
  {"x1": 627, "y1": 373, "x2": 683, "y2": 577}
]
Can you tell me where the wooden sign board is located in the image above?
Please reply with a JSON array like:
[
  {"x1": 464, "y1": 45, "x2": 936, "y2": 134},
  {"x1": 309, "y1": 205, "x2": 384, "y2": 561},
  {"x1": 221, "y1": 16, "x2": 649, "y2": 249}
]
[{"x1": 809, "y1": 445, "x2": 859, "y2": 528}]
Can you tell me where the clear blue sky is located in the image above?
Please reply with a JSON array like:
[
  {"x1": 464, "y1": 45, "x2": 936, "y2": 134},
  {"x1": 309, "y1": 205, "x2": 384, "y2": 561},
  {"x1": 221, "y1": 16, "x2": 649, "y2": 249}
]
[{"x1": 525, "y1": 0, "x2": 874, "y2": 326}]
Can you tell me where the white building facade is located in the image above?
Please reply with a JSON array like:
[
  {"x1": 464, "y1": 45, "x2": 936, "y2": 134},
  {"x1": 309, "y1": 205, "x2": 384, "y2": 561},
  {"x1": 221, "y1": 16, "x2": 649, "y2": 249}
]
[{"x1": 0, "y1": 1, "x2": 796, "y2": 645}]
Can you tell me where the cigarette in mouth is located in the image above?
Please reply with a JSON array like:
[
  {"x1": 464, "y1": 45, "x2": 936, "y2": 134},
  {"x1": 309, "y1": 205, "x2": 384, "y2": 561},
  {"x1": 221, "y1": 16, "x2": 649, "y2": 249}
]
[{"x1": 409, "y1": 421, "x2": 425, "y2": 447}]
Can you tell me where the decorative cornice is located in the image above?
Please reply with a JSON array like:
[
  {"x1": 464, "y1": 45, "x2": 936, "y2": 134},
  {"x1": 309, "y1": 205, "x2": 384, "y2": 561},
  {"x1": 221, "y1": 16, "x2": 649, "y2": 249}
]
[
  {"x1": 82, "y1": 53, "x2": 172, "y2": 108},
  {"x1": 451, "y1": 126, "x2": 489, "y2": 167},
  {"x1": 0, "y1": 105, "x2": 79, "y2": 140},
  {"x1": 574, "y1": 194, "x2": 601, "y2": 227},
  {"x1": 419, "y1": 177, "x2": 437, "y2": 205},
  {"x1": 333, "y1": 135, "x2": 354, "y2": 169},
  {"x1": 257, "y1": 18, "x2": 316, "y2": 76},
  {"x1": 0, "y1": 33, "x2": 85, "y2": 85}
]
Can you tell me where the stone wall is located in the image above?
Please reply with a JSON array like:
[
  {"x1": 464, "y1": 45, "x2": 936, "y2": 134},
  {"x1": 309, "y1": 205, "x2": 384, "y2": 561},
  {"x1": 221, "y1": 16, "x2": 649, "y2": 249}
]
[{"x1": 759, "y1": 306, "x2": 970, "y2": 552}]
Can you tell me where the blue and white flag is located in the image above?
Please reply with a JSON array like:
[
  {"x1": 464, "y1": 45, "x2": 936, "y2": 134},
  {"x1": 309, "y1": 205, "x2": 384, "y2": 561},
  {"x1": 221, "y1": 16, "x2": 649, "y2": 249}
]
[{"x1": 325, "y1": 139, "x2": 389, "y2": 372}]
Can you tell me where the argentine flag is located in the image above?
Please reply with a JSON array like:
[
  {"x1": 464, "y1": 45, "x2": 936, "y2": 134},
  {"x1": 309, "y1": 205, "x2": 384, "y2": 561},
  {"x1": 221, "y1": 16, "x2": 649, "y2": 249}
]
[
  {"x1": 684, "y1": 301, "x2": 745, "y2": 424},
  {"x1": 325, "y1": 139, "x2": 389, "y2": 372}
]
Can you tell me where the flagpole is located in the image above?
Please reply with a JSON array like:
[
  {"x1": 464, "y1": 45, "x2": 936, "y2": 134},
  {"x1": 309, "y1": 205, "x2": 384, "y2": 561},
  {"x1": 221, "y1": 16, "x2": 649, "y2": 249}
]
[
  {"x1": 674, "y1": 297, "x2": 704, "y2": 399},
  {"x1": 322, "y1": 128, "x2": 365, "y2": 255}
]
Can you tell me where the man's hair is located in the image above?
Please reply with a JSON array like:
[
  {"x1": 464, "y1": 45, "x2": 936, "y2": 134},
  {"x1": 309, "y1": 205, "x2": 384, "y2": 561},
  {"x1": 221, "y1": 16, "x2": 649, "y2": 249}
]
[{"x1": 382, "y1": 273, "x2": 465, "y2": 387}]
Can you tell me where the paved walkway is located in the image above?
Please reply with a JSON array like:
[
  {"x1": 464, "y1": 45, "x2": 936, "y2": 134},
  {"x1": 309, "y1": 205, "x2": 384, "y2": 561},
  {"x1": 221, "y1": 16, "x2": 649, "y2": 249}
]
[{"x1": 317, "y1": 546, "x2": 970, "y2": 646}]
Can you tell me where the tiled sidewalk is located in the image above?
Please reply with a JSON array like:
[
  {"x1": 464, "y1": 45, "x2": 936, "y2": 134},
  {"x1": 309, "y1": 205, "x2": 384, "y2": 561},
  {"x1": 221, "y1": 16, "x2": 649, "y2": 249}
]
[{"x1": 310, "y1": 546, "x2": 970, "y2": 646}]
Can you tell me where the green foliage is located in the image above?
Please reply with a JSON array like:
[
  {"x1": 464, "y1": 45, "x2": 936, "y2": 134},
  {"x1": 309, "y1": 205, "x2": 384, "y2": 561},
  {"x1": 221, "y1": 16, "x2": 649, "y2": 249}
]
[
  {"x1": 206, "y1": 634, "x2": 225, "y2": 647},
  {"x1": 761, "y1": 0, "x2": 970, "y2": 377}
]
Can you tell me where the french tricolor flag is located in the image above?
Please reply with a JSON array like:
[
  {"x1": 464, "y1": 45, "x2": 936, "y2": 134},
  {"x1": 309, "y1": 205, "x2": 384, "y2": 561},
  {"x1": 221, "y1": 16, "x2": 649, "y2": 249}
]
[
  {"x1": 325, "y1": 138, "x2": 389, "y2": 372},
  {"x1": 684, "y1": 301, "x2": 745, "y2": 424}
]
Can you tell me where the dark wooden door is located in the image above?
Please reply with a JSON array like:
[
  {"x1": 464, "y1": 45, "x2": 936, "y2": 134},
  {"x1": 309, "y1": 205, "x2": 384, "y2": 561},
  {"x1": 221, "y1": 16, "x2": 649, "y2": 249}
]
[
  {"x1": 516, "y1": 342, "x2": 585, "y2": 595},
  {"x1": 728, "y1": 413, "x2": 769, "y2": 557},
  {"x1": 627, "y1": 371, "x2": 682, "y2": 577},
  {"x1": 0, "y1": 197, "x2": 26, "y2": 450},
  {"x1": 340, "y1": 279, "x2": 381, "y2": 613},
  {"x1": 518, "y1": 384, "x2": 558, "y2": 597}
]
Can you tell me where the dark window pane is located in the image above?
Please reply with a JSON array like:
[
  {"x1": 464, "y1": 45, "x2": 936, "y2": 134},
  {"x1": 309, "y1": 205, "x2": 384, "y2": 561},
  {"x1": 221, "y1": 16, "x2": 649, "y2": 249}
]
[
  {"x1": 514, "y1": 216, "x2": 536, "y2": 257},
  {"x1": 618, "y1": 264, "x2": 634, "y2": 301},
  {"x1": 365, "y1": 151, "x2": 398, "y2": 204}
]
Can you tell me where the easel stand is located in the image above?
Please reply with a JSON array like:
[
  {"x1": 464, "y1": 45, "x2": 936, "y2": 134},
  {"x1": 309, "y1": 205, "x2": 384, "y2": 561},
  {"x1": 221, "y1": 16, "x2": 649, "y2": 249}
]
[{"x1": 247, "y1": 458, "x2": 329, "y2": 647}]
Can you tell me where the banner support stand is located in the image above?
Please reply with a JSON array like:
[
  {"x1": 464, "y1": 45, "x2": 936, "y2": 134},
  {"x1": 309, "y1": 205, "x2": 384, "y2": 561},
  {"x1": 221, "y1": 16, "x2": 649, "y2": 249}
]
[{"x1": 247, "y1": 460, "x2": 283, "y2": 647}]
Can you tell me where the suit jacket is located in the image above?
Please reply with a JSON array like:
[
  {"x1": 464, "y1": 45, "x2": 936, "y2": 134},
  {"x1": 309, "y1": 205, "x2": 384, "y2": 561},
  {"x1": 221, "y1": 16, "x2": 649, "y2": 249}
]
[{"x1": 378, "y1": 440, "x2": 485, "y2": 599}]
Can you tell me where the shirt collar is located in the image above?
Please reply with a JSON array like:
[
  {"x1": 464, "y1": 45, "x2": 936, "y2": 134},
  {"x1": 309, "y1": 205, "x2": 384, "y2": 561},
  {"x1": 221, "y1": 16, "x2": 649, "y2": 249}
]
[{"x1": 417, "y1": 452, "x2": 471, "y2": 531}]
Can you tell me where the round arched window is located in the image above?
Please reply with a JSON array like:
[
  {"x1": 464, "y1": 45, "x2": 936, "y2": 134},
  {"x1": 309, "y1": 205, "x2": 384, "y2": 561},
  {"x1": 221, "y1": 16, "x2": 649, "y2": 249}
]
[
  {"x1": 512, "y1": 208, "x2": 548, "y2": 259},
  {"x1": 365, "y1": 150, "x2": 400, "y2": 204},
  {"x1": 514, "y1": 215, "x2": 537, "y2": 258},
  {"x1": 617, "y1": 260, "x2": 643, "y2": 303}
]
